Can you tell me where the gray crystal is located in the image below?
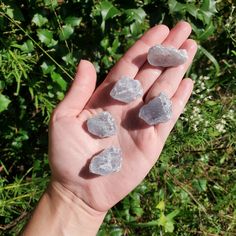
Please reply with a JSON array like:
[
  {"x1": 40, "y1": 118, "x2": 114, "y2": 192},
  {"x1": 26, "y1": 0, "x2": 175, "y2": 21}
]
[
  {"x1": 139, "y1": 92, "x2": 172, "y2": 125},
  {"x1": 147, "y1": 44, "x2": 188, "y2": 67},
  {"x1": 110, "y1": 76, "x2": 143, "y2": 103},
  {"x1": 89, "y1": 147, "x2": 122, "y2": 176},
  {"x1": 87, "y1": 111, "x2": 117, "y2": 138}
]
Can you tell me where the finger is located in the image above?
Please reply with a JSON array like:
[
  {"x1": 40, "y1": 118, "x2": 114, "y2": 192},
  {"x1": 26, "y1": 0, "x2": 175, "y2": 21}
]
[
  {"x1": 135, "y1": 21, "x2": 192, "y2": 94},
  {"x1": 55, "y1": 60, "x2": 97, "y2": 116},
  {"x1": 102, "y1": 24, "x2": 170, "y2": 85},
  {"x1": 86, "y1": 25, "x2": 169, "y2": 109},
  {"x1": 145, "y1": 39, "x2": 197, "y2": 102},
  {"x1": 155, "y1": 78, "x2": 193, "y2": 145}
]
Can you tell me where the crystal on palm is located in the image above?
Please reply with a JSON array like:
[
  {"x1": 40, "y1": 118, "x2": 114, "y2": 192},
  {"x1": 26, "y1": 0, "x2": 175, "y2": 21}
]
[
  {"x1": 89, "y1": 147, "x2": 122, "y2": 176},
  {"x1": 139, "y1": 92, "x2": 172, "y2": 125},
  {"x1": 110, "y1": 76, "x2": 143, "y2": 103},
  {"x1": 147, "y1": 44, "x2": 188, "y2": 67},
  {"x1": 87, "y1": 111, "x2": 117, "y2": 138}
]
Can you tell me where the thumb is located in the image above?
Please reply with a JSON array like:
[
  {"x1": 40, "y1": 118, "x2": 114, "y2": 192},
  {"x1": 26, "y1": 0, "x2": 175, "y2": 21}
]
[{"x1": 56, "y1": 60, "x2": 97, "y2": 116}]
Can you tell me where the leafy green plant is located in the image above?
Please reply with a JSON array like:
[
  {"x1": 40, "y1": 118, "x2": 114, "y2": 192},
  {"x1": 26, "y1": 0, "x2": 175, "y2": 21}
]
[
  {"x1": 0, "y1": 0, "x2": 235, "y2": 235},
  {"x1": 0, "y1": 93, "x2": 11, "y2": 113}
]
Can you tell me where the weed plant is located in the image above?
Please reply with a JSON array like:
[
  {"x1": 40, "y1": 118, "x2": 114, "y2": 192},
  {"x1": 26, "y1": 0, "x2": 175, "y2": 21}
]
[{"x1": 0, "y1": 0, "x2": 235, "y2": 235}]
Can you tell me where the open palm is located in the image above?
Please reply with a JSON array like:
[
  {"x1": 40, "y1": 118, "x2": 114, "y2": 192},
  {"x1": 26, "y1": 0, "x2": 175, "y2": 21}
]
[{"x1": 49, "y1": 22, "x2": 197, "y2": 213}]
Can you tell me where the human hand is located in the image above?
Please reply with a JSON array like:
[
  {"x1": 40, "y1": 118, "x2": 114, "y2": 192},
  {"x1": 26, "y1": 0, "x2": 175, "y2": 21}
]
[
  {"x1": 23, "y1": 21, "x2": 197, "y2": 236},
  {"x1": 49, "y1": 21, "x2": 197, "y2": 216}
]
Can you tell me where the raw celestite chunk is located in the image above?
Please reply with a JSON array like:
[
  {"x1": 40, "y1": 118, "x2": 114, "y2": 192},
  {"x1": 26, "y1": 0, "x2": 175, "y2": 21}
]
[
  {"x1": 139, "y1": 92, "x2": 172, "y2": 125},
  {"x1": 87, "y1": 111, "x2": 116, "y2": 138},
  {"x1": 147, "y1": 44, "x2": 188, "y2": 67},
  {"x1": 110, "y1": 76, "x2": 143, "y2": 103},
  {"x1": 89, "y1": 147, "x2": 122, "y2": 176}
]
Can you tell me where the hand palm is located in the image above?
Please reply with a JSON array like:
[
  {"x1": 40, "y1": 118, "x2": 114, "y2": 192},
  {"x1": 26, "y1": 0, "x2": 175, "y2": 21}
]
[{"x1": 49, "y1": 22, "x2": 197, "y2": 213}]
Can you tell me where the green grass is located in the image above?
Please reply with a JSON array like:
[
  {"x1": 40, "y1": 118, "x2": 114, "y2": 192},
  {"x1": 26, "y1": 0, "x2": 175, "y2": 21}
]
[{"x1": 0, "y1": 0, "x2": 236, "y2": 235}]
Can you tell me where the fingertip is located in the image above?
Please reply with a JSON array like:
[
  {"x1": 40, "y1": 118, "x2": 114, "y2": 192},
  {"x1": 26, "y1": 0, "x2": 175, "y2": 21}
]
[
  {"x1": 186, "y1": 39, "x2": 197, "y2": 48},
  {"x1": 181, "y1": 78, "x2": 194, "y2": 93},
  {"x1": 162, "y1": 21, "x2": 192, "y2": 47},
  {"x1": 77, "y1": 59, "x2": 96, "y2": 74},
  {"x1": 56, "y1": 59, "x2": 97, "y2": 116},
  {"x1": 148, "y1": 24, "x2": 170, "y2": 35},
  {"x1": 155, "y1": 24, "x2": 170, "y2": 35},
  {"x1": 142, "y1": 24, "x2": 170, "y2": 46},
  {"x1": 75, "y1": 59, "x2": 97, "y2": 85},
  {"x1": 176, "y1": 21, "x2": 192, "y2": 33},
  {"x1": 183, "y1": 77, "x2": 194, "y2": 84},
  {"x1": 181, "y1": 39, "x2": 198, "y2": 50}
]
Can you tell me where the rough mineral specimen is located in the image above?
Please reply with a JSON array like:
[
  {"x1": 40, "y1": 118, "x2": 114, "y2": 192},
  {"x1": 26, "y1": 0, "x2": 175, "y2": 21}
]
[
  {"x1": 147, "y1": 44, "x2": 188, "y2": 67},
  {"x1": 87, "y1": 111, "x2": 117, "y2": 138},
  {"x1": 139, "y1": 92, "x2": 172, "y2": 125},
  {"x1": 110, "y1": 76, "x2": 143, "y2": 103},
  {"x1": 89, "y1": 147, "x2": 122, "y2": 176}
]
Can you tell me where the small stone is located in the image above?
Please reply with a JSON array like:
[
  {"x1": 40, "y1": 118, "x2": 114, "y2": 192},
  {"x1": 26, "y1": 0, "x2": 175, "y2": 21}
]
[
  {"x1": 110, "y1": 76, "x2": 143, "y2": 103},
  {"x1": 89, "y1": 147, "x2": 122, "y2": 176},
  {"x1": 87, "y1": 111, "x2": 117, "y2": 138},
  {"x1": 139, "y1": 92, "x2": 172, "y2": 125},
  {"x1": 147, "y1": 44, "x2": 188, "y2": 67}
]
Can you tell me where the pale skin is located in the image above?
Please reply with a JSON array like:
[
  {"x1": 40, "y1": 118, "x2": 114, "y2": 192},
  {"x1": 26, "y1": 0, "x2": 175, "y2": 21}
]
[{"x1": 23, "y1": 21, "x2": 197, "y2": 236}]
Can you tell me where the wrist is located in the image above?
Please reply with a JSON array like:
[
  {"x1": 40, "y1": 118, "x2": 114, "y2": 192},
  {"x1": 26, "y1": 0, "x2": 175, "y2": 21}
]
[
  {"x1": 23, "y1": 181, "x2": 107, "y2": 236},
  {"x1": 48, "y1": 181, "x2": 107, "y2": 235}
]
